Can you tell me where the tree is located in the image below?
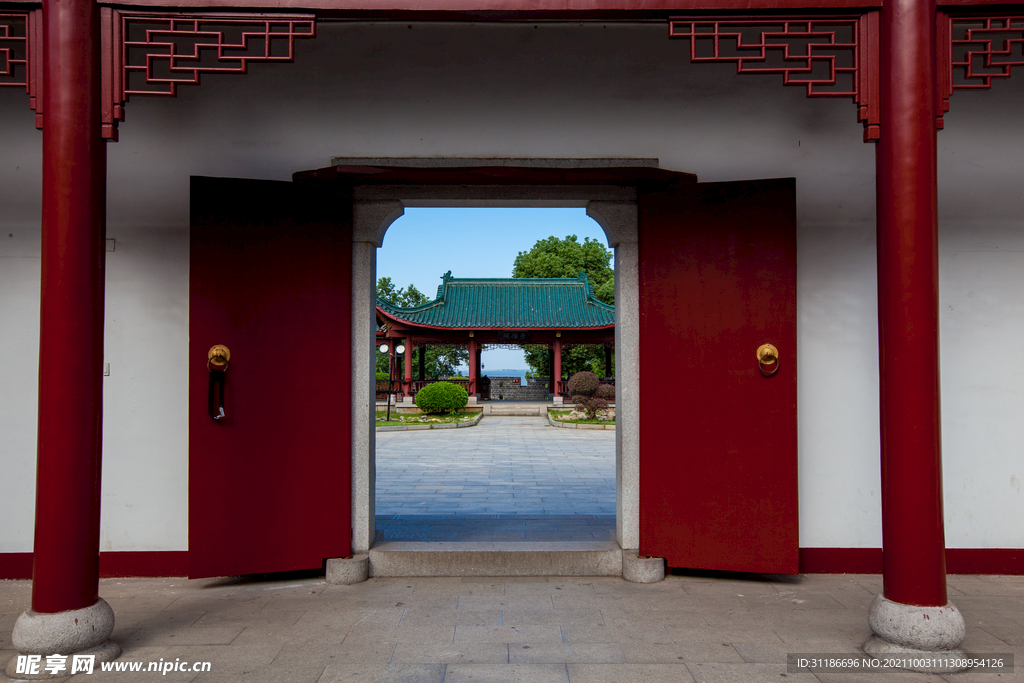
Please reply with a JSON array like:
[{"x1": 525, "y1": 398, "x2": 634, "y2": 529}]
[
  {"x1": 512, "y1": 235, "x2": 615, "y2": 379},
  {"x1": 512, "y1": 235, "x2": 614, "y2": 304},
  {"x1": 376, "y1": 276, "x2": 468, "y2": 379}
]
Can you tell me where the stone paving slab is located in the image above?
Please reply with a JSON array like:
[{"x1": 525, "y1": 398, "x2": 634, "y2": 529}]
[
  {"x1": 4, "y1": 574, "x2": 1021, "y2": 682},
  {"x1": 376, "y1": 416, "x2": 615, "y2": 516},
  {"x1": 376, "y1": 415, "x2": 616, "y2": 542},
  {"x1": 376, "y1": 515, "x2": 616, "y2": 543}
]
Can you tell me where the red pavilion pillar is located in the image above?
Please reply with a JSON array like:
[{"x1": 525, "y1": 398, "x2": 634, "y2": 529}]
[
  {"x1": 7, "y1": 0, "x2": 121, "y2": 671},
  {"x1": 403, "y1": 338, "x2": 413, "y2": 397},
  {"x1": 865, "y1": 0, "x2": 965, "y2": 661},
  {"x1": 553, "y1": 337, "x2": 563, "y2": 399},
  {"x1": 467, "y1": 335, "x2": 477, "y2": 398}
]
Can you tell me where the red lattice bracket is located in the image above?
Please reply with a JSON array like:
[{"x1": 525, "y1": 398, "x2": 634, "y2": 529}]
[
  {"x1": 1, "y1": 10, "x2": 43, "y2": 129},
  {"x1": 0, "y1": 13, "x2": 28, "y2": 88},
  {"x1": 670, "y1": 15, "x2": 880, "y2": 142},
  {"x1": 100, "y1": 10, "x2": 315, "y2": 140},
  {"x1": 938, "y1": 13, "x2": 1024, "y2": 128}
]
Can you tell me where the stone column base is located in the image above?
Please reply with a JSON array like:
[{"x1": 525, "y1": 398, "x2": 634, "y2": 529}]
[
  {"x1": 863, "y1": 594, "x2": 967, "y2": 673},
  {"x1": 326, "y1": 554, "x2": 369, "y2": 585},
  {"x1": 622, "y1": 551, "x2": 665, "y2": 583},
  {"x1": 5, "y1": 599, "x2": 120, "y2": 679}
]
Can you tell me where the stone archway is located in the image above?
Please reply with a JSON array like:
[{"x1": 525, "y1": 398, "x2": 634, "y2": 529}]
[{"x1": 338, "y1": 158, "x2": 654, "y2": 556}]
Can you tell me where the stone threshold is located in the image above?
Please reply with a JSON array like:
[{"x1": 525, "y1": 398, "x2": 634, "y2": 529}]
[{"x1": 367, "y1": 540, "x2": 623, "y2": 577}]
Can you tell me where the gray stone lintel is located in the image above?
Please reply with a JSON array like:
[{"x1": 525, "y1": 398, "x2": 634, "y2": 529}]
[{"x1": 333, "y1": 157, "x2": 659, "y2": 169}]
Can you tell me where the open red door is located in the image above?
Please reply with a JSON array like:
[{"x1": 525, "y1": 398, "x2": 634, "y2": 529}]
[
  {"x1": 189, "y1": 176, "x2": 352, "y2": 578},
  {"x1": 638, "y1": 178, "x2": 798, "y2": 574}
]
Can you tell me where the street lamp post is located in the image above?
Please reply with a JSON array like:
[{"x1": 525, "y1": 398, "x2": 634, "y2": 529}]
[{"x1": 378, "y1": 342, "x2": 405, "y2": 422}]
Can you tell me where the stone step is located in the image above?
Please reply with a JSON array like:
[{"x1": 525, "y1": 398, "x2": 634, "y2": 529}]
[
  {"x1": 368, "y1": 541, "x2": 623, "y2": 577},
  {"x1": 488, "y1": 410, "x2": 544, "y2": 416},
  {"x1": 487, "y1": 406, "x2": 547, "y2": 416}
]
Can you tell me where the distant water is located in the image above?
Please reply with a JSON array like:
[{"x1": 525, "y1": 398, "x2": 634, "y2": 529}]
[{"x1": 482, "y1": 368, "x2": 530, "y2": 384}]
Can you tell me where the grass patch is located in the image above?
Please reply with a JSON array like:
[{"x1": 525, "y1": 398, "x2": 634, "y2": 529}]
[
  {"x1": 549, "y1": 409, "x2": 616, "y2": 425},
  {"x1": 376, "y1": 410, "x2": 477, "y2": 427}
]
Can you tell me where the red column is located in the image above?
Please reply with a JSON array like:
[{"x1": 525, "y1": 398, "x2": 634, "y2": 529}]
[
  {"x1": 876, "y1": 0, "x2": 947, "y2": 607},
  {"x1": 467, "y1": 336, "x2": 477, "y2": 397},
  {"x1": 548, "y1": 347, "x2": 554, "y2": 396},
  {"x1": 553, "y1": 338, "x2": 563, "y2": 397},
  {"x1": 32, "y1": 0, "x2": 106, "y2": 614},
  {"x1": 403, "y1": 339, "x2": 413, "y2": 396}
]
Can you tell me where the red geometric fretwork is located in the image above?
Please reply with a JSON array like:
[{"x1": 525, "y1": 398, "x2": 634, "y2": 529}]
[
  {"x1": 1, "y1": 10, "x2": 43, "y2": 128},
  {"x1": 101, "y1": 10, "x2": 316, "y2": 140},
  {"x1": 938, "y1": 13, "x2": 1024, "y2": 127},
  {"x1": 669, "y1": 14, "x2": 880, "y2": 142},
  {"x1": 0, "y1": 13, "x2": 28, "y2": 88}
]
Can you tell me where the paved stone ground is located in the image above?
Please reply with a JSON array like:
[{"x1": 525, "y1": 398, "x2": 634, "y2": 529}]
[
  {"x1": 376, "y1": 416, "x2": 616, "y2": 542},
  {"x1": 3, "y1": 574, "x2": 1021, "y2": 682}
]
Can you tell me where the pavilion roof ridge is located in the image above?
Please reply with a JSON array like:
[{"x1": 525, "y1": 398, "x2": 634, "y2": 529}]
[{"x1": 376, "y1": 272, "x2": 615, "y2": 329}]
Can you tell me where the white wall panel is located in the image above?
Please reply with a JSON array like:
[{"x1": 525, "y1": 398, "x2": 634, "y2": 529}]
[{"x1": 1, "y1": 21, "x2": 1021, "y2": 553}]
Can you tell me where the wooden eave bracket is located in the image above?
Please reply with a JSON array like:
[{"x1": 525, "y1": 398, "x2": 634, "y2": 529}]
[
  {"x1": 0, "y1": 9, "x2": 315, "y2": 140},
  {"x1": 7, "y1": 7, "x2": 1024, "y2": 142},
  {"x1": 937, "y1": 10, "x2": 1024, "y2": 129},
  {"x1": 668, "y1": 12, "x2": 881, "y2": 142}
]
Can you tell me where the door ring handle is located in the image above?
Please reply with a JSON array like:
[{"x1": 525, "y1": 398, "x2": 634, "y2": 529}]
[
  {"x1": 208, "y1": 344, "x2": 230, "y2": 371},
  {"x1": 757, "y1": 343, "x2": 779, "y2": 377},
  {"x1": 208, "y1": 345, "x2": 230, "y2": 420}
]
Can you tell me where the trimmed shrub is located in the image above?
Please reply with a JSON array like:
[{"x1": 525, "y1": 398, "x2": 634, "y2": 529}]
[
  {"x1": 572, "y1": 395, "x2": 609, "y2": 420},
  {"x1": 415, "y1": 381, "x2": 469, "y2": 414},
  {"x1": 376, "y1": 371, "x2": 390, "y2": 381},
  {"x1": 595, "y1": 384, "x2": 616, "y2": 400},
  {"x1": 567, "y1": 371, "x2": 599, "y2": 398}
]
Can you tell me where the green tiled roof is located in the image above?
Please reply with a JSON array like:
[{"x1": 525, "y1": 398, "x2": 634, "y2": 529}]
[{"x1": 377, "y1": 272, "x2": 615, "y2": 329}]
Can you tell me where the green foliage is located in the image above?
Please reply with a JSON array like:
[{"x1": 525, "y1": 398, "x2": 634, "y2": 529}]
[
  {"x1": 549, "y1": 409, "x2": 615, "y2": 425},
  {"x1": 512, "y1": 235, "x2": 614, "y2": 303},
  {"x1": 567, "y1": 371, "x2": 599, "y2": 398},
  {"x1": 521, "y1": 345, "x2": 614, "y2": 383},
  {"x1": 595, "y1": 384, "x2": 616, "y2": 400},
  {"x1": 415, "y1": 381, "x2": 469, "y2": 414},
  {"x1": 376, "y1": 370, "x2": 390, "y2": 381},
  {"x1": 376, "y1": 276, "x2": 469, "y2": 379},
  {"x1": 377, "y1": 277, "x2": 430, "y2": 308},
  {"x1": 572, "y1": 395, "x2": 609, "y2": 420},
  {"x1": 512, "y1": 235, "x2": 615, "y2": 379}
]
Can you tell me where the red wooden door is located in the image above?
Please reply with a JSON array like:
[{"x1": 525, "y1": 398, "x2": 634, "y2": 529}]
[
  {"x1": 189, "y1": 176, "x2": 352, "y2": 578},
  {"x1": 638, "y1": 178, "x2": 798, "y2": 574}
]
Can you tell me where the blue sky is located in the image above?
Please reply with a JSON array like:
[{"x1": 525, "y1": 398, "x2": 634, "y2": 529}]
[{"x1": 377, "y1": 207, "x2": 609, "y2": 370}]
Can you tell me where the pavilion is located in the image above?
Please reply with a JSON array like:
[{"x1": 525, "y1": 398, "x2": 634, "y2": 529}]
[{"x1": 376, "y1": 271, "x2": 615, "y2": 399}]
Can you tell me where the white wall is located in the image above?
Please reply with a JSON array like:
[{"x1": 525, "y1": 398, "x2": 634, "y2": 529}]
[{"x1": 1, "y1": 20, "x2": 1021, "y2": 553}]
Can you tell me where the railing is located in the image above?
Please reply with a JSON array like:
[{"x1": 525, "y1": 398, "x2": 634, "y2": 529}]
[
  {"x1": 376, "y1": 379, "x2": 474, "y2": 400},
  {"x1": 556, "y1": 378, "x2": 615, "y2": 397}
]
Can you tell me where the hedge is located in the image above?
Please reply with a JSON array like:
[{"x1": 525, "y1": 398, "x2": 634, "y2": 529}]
[{"x1": 415, "y1": 381, "x2": 469, "y2": 414}]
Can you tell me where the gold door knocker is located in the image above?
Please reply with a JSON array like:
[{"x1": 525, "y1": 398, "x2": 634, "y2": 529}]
[
  {"x1": 208, "y1": 345, "x2": 231, "y2": 420},
  {"x1": 757, "y1": 343, "x2": 779, "y2": 377},
  {"x1": 208, "y1": 344, "x2": 230, "y2": 370}
]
